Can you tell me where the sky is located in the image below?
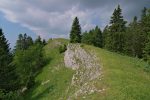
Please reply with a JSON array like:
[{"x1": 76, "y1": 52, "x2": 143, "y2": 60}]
[{"x1": 0, "y1": 0, "x2": 150, "y2": 48}]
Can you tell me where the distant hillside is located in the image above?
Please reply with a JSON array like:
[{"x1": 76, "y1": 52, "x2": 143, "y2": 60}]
[{"x1": 25, "y1": 38, "x2": 150, "y2": 100}]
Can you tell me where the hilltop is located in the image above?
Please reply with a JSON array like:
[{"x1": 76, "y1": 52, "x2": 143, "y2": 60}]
[{"x1": 24, "y1": 38, "x2": 150, "y2": 100}]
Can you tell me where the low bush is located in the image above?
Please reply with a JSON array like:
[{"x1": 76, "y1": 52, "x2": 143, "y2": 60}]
[{"x1": 59, "y1": 44, "x2": 67, "y2": 53}]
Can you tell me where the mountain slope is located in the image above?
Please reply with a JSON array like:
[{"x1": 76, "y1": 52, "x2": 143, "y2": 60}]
[
  {"x1": 83, "y1": 45, "x2": 150, "y2": 100},
  {"x1": 25, "y1": 39, "x2": 150, "y2": 100}
]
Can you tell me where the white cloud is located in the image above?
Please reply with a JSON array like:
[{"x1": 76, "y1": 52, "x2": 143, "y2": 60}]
[
  {"x1": 0, "y1": 0, "x2": 112, "y2": 39},
  {"x1": 0, "y1": 0, "x2": 148, "y2": 39}
]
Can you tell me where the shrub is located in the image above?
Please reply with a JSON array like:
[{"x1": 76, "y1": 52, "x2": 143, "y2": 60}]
[
  {"x1": 144, "y1": 62, "x2": 150, "y2": 72},
  {"x1": 59, "y1": 44, "x2": 67, "y2": 53}
]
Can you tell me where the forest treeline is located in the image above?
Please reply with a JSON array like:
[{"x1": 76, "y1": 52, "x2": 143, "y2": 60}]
[
  {"x1": 0, "y1": 5, "x2": 150, "y2": 99},
  {"x1": 70, "y1": 5, "x2": 150, "y2": 65},
  {"x1": 0, "y1": 32, "x2": 47, "y2": 99}
]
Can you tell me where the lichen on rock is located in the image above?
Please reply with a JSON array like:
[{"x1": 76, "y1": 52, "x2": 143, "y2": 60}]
[{"x1": 64, "y1": 44, "x2": 103, "y2": 99}]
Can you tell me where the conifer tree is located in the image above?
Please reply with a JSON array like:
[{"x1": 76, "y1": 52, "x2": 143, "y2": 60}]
[
  {"x1": 42, "y1": 39, "x2": 47, "y2": 45},
  {"x1": 125, "y1": 16, "x2": 141, "y2": 57},
  {"x1": 26, "y1": 36, "x2": 33, "y2": 47},
  {"x1": 138, "y1": 8, "x2": 150, "y2": 58},
  {"x1": 70, "y1": 17, "x2": 81, "y2": 43},
  {"x1": 107, "y1": 5, "x2": 127, "y2": 52},
  {"x1": 141, "y1": 7, "x2": 147, "y2": 21},
  {"x1": 143, "y1": 9, "x2": 150, "y2": 59},
  {"x1": 0, "y1": 29, "x2": 18, "y2": 91},
  {"x1": 35, "y1": 36, "x2": 42, "y2": 44},
  {"x1": 144, "y1": 32, "x2": 150, "y2": 62},
  {"x1": 15, "y1": 33, "x2": 33, "y2": 51},
  {"x1": 103, "y1": 25, "x2": 110, "y2": 48},
  {"x1": 82, "y1": 31, "x2": 93, "y2": 45},
  {"x1": 93, "y1": 26, "x2": 103, "y2": 47}
]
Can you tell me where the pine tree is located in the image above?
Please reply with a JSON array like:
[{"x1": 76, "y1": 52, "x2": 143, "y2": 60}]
[
  {"x1": 141, "y1": 7, "x2": 147, "y2": 21},
  {"x1": 138, "y1": 8, "x2": 150, "y2": 58},
  {"x1": 70, "y1": 17, "x2": 81, "y2": 43},
  {"x1": 144, "y1": 32, "x2": 150, "y2": 62},
  {"x1": 107, "y1": 5, "x2": 127, "y2": 52},
  {"x1": 143, "y1": 9, "x2": 150, "y2": 60},
  {"x1": 82, "y1": 31, "x2": 93, "y2": 45},
  {"x1": 15, "y1": 34, "x2": 23, "y2": 50},
  {"x1": 124, "y1": 16, "x2": 141, "y2": 57},
  {"x1": 0, "y1": 29, "x2": 18, "y2": 91},
  {"x1": 26, "y1": 36, "x2": 33, "y2": 47},
  {"x1": 42, "y1": 39, "x2": 47, "y2": 45},
  {"x1": 102, "y1": 25, "x2": 108, "y2": 48},
  {"x1": 141, "y1": 8, "x2": 150, "y2": 37},
  {"x1": 93, "y1": 26, "x2": 103, "y2": 47},
  {"x1": 15, "y1": 33, "x2": 33, "y2": 51},
  {"x1": 35, "y1": 36, "x2": 42, "y2": 44}
]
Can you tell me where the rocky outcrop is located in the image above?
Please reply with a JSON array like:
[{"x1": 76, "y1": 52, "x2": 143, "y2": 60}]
[{"x1": 64, "y1": 44, "x2": 103, "y2": 99}]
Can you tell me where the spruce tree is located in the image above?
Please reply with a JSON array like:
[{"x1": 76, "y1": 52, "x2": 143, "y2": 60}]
[
  {"x1": 144, "y1": 32, "x2": 150, "y2": 62},
  {"x1": 15, "y1": 34, "x2": 23, "y2": 50},
  {"x1": 35, "y1": 36, "x2": 42, "y2": 44},
  {"x1": 15, "y1": 33, "x2": 33, "y2": 51},
  {"x1": 26, "y1": 36, "x2": 33, "y2": 47},
  {"x1": 108, "y1": 5, "x2": 127, "y2": 52},
  {"x1": 141, "y1": 7, "x2": 147, "y2": 21},
  {"x1": 82, "y1": 31, "x2": 93, "y2": 45},
  {"x1": 0, "y1": 29, "x2": 18, "y2": 91},
  {"x1": 138, "y1": 8, "x2": 150, "y2": 58},
  {"x1": 42, "y1": 39, "x2": 47, "y2": 45},
  {"x1": 143, "y1": 9, "x2": 150, "y2": 59},
  {"x1": 93, "y1": 26, "x2": 103, "y2": 47},
  {"x1": 125, "y1": 16, "x2": 141, "y2": 57},
  {"x1": 70, "y1": 17, "x2": 81, "y2": 43}
]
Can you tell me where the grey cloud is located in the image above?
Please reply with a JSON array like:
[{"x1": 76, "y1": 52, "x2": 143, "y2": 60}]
[{"x1": 0, "y1": 0, "x2": 149, "y2": 39}]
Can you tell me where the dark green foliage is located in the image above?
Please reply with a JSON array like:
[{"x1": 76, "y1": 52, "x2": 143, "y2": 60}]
[
  {"x1": 35, "y1": 36, "x2": 42, "y2": 45},
  {"x1": 82, "y1": 30, "x2": 95, "y2": 45},
  {"x1": 70, "y1": 17, "x2": 81, "y2": 43},
  {"x1": 15, "y1": 33, "x2": 33, "y2": 50},
  {"x1": 13, "y1": 44, "x2": 45, "y2": 88},
  {"x1": 105, "y1": 5, "x2": 127, "y2": 52},
  {"x1": 0, "y1": 29, "x2": 19, "y2": 91},
  {"x1": 59, "y1": 44, "x2": 67, "y2": 53},
  {"x1": 124, "y1": 8, "x2": 150, "y2": 58},
  {"x1": 140, "y1": 8, "x2": 150, "y2": 42},
  {"x1": 143, "y1": 33, "x2": 150, "y2": 73},
  {"x1": 14, "y1": 34, "x2": 46, "y2": 89},
  {"x1": 125, "y1": 16, "x2": 146, "y2": 58},
  {"x1": 26, "y1": 36, "x2": 33, "y2": 47},
  {"x1": 0, "y1": 89, "x2": 22, "y2": 100},
  {"x1": 144, "y1": 32, "x2": 150, "y2": 62},
  {"x1": 82, "y1": 26, "x2": 103, "y2": 47},
  {"x1": 35, "y1": 36, "x2": 47, "y2": 46},
  {"x1": 124, "y1": 16, "x2": 139, "y2": 56},
  {"x1": 141, "y1": 7, "x2": 147, "y2": 21},
  {"x1": 102, "y1": 6, "x2": 150, "y2": 59},
  {"x1": 102, "y1": 25, "x2": 109, "y2": 47},
  {"x1": 93, "y1": 26, "x2": 103, "y2": 47},
  {"x1": 42, "y1": 39, "x2": 47, "y2": 45}
]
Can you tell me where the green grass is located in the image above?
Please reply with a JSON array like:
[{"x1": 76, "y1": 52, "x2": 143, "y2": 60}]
[
  {"x1": 24, "y1": 38, "x2": 74, "y2": 100},
  {"x1": 24, "y1": 39, "x2": 150, "y2": 100},
  {"x1": 83, "y1": 45, "x2": 150, "y2": 100}
]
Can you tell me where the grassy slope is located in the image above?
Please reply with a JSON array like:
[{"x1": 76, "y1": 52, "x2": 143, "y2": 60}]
[
  {"x1": 84, "y1": 45, "x2": 150, "y2": 100},
  {"x1": 24, "y1": 39, "x2": 74, "y2": 100},
  {"x1": 25, "y1": 39, "x2": 150, "y2": 100}
]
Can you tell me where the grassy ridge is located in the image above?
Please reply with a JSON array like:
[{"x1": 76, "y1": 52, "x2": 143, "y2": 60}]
[
  {"x1": 24, "y1": 39, "x2": 74, "y2": 100},
  {"x1": 25, "y1": 39, "x2": 150, "y2": 100},
  {"x1": 84, "y1": 45, "x2": 150, "y2": 100}
]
